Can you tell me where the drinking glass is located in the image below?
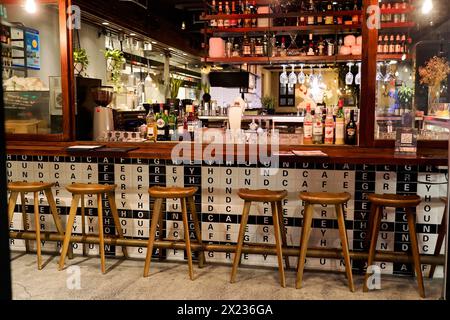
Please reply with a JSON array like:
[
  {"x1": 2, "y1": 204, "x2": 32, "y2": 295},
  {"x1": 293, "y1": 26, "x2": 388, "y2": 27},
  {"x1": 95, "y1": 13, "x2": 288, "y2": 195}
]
[
  {"x1": 355, "y1": 62, "x2": 362, "y2": 85},
  {"x1": 376, "y1": 62, "x2": 384, "y2": 81},
  {"x1": 288, "y1": 64, "x2": 297, "y2": 88},
  {"x1": 308, "y1": 65, "x2": 315, "y2": 84},
  {"x1": 280, "y1": 65, "x2": 288, "y2": 85},
  {"x1": 345, "y1": 62, "x2": 354, "y2": 85},
  {"x1": 298, "y1": 64, "x2": 306, "y2": 84},
  {"x1": 317, "y1": 64, "x2": 324, "y2": 83}
]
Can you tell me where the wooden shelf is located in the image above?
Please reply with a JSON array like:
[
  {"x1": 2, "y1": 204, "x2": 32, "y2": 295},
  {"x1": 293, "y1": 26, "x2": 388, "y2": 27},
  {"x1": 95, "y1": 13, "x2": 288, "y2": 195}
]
[
  {"x1": 203, "y1": 24, "x2": 362, "y2": 35},
  {"x1": 380, "y1": 22, "x2": 416, "y2": 29},
  {"x1": 203, "y1": 54, "x2": 411, "y2": 65}
]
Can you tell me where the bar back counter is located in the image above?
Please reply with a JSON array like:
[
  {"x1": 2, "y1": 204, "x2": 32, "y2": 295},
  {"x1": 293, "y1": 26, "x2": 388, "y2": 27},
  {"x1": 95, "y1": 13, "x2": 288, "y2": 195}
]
[{"x1": 6, "y1": 142, "x2": 448, "y2": 288}]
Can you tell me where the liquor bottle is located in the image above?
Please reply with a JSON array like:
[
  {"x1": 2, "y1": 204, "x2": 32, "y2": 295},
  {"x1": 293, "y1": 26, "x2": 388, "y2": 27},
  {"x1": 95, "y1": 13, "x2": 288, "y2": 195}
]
[
  {"x1": 377, "y1": 35, "x2": 384, "y2": 53},
  {"x1": 146, "y1": 105, "x2": 156, "y2": 142},
  {"x1": 303, "y1": 103, "x2": 313, "y2": 144},
  {"x1": 316, "y1": 1, "x2": 324, "y2": 25},
  {"x1": 324, "y1": 106, "x2": 335, "y2": 144},
  {"x1": 306, "y1": 33, "x2": 315, "y2": 56},
  {"x1": 186, "y1": 104, "x2": 197, "y2": 141},
  {"x1": 280, "y1": 36, "x2": 287, "y2": 57},
  {"x1": 217, "y1": 1, "x2": 224, "y2": 27},
  {"x1": 393, "y1": 1, "x2": 400, "y2": 23},
  {"x1": 335, "y1": 99, "x2": 345, "y2": 145},
  {"x1": 317, "y1": 37, "x2": 325, "y2": 56},
  {"x1": 352, "y1": 0, "x2": 359, "y2": 25},
  {"x1": 244, "y1": 0, "x2": 251, "y2": 27},
  {"x1": 230, "y1": 1, "x2": 237, "y2": 27},
  {"x1": 400, "y1": 0, "x2": 407, "y2": 22},
  {"x1": 344, "y1": 0, "x2": 353, "y2": 25},
  {"x1": 389, "y1": 34, "x2": 395, "y2": 53},
  {"x1": 250, "y1": 37, "x2": 256, "y2": 56},
  {"x1": 168, "y1": 104, "x2": 177, "y2": 140},
  {"x1": 163, "y1": 106, "x2": 170, "y2": 140},
  {"x1": 313, "y1": 106, "x2": 323, "y2": 144},
  {"x1": 237, "y1": 0, "x2": 243, "y2": 27},
  {"x1": 385, "y1": 2, "x2": 392, "y2": 22},
  {"x1": 299, "y1": 0, "x2": 307, "y2": 26},
  {"x1": 242, "y1": 34, "x2": 251, "y2": 56},
  {"x1": 307, "y1": 0, "x2": 315, "y2": 25},
  {"x1": 345, "y1": 109, "x2": 357, "y2": 145},
  {"x1": 262, "y1": 34, "x2": 269, "y2": 56},
  {"x1": 380, "y1": 1, "x2": 386, "y2": 23},
  {"x1": 401, "y1": 34, "x2": 407, "y2": 54},
  {"x1": 210, "y1": 0, "x2": 217, "y2": 27},
  {"x1": 335, "y1": 1, "x2": 343, "y2": 25},
  {"x1": 155, "y1": 105, "x2": 166, "y2": 141},
  {"x1": 325, "y1": 0, "x2": 333, "y2": 25},
  {"x1": 251, "y1": 0, "x2": 257, "y2": 28},
  {"x1": 254, "y1": 37, "x2": 264, "y2": 56},
  {"x1": 383, "y1": 34, "x2": 389, "y2": 53},
  {"x1": 224, "y1": 1, "x2": 230, "y2": 28},
  {"x1": 395, "y1": 34, "x2": 402, "y2": 53}
]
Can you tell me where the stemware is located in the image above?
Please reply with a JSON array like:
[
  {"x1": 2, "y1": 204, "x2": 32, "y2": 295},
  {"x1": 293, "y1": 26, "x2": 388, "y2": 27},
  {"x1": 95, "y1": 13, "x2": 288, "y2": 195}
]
[
  {"x1": 376, "y1": 62, "x2": 384, "y2": 81},
  {"x1": 308, "y1": 65, "x2": 315, "y2": 84},
  {"x1": 345, "y1": 62, "x2": 354, "y2": 85},
  {"x1": 317, "y1": 64, "x2": 324, "y2": 83},
  {"x1": 288, "y1": 64, "x2": 297, "y2": 88},
  {"x1": 355, "y1": 62, "x2": 362, "y2": 85},
  {"x1": 298, "y1": 64, "x2": 306, "y2": 84},
  {"x1": 280, "y1": 65, "x2": 288, "y2": 85},
  {"x1": 384, "y1": 61, "x2": 396, "y2": 83}
]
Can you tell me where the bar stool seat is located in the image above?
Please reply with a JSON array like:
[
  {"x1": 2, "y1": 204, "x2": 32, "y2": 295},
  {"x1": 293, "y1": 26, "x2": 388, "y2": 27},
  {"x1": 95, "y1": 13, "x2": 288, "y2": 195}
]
[
  {"x1": 58, "y1": 183, "x2": 128, "y2": 274},
  {"x1": 296, "y1": 191, "x2": 354, "y2": 292},
  {"x1": 429, "y1": 197, "x2": 447, "y2": 278},
  {"x1": 299, "y1": 192, "x2": 351, "y2": 205},
  {"x1": 237, "y1": 188, "x2": 287, "y2": 202},
  {"x1": 8, "y1": 181, "x2": 64, "y2": 269},
  {"x1": 364, "y1": 193, "x2": 424, "y2": 298},
  {"x1": 231, "y1": 188, "x2": 290, "y2": 287},
  {"x1": 144, "y1": 186, "x2": 205, "y2": 280},
  {"x1": 149, "y1": 186, "x2": 197, "y2": 198},
  {"x1": 368, "y1": 194, "x2": 421, "y2": 207}
]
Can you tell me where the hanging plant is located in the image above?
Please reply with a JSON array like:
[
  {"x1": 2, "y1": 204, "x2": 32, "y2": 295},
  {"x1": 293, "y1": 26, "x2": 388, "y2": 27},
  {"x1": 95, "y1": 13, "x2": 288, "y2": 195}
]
[
  {"x1": 398, "y1": 84, "x2": 414, "y2": 108},
  {"x1": 169, "y1": 76, "x2": 184, "y2": 99},
  {"x1": 73, "y1": 48, "x2": 89, "y2": 77},
  {"x1": 104, "y1": 49, "x2": 126, "y2": 92}
]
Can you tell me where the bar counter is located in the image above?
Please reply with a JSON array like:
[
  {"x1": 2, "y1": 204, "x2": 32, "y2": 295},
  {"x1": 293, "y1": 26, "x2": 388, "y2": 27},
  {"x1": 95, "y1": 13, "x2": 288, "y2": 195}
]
[{"x1": 6, "y1": 141, "x2": 448, "y2": 278}]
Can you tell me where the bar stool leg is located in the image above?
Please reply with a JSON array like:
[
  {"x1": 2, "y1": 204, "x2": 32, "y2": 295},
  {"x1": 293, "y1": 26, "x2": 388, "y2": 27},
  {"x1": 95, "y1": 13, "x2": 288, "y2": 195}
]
[
  {"x1": 188, "y1": 196, "x2": 206, "y2": 268},
  {"x1": 406, "y1": 207, "x2": 425, "y2": 298},
  {"x1": 277, "y1": 201, "x2": 290, "y2": 270},
  {"x1": 181, "y1": 198, "x2": 194, "y2": 280},
  {"x1": 363, "y1": 205, "x2": 382, "y2": 292},
  {"x1": 365, "y1": 202, "x2": 378, "y2": 251},
  {"x1": 107, "y1": 193, "x2": 128, "y2": 258},
  {"x1": 44, "y1": 188, "x2": 64, "y2": 235},
  {"x1": 271, "y1": 201, "x2": 286, "y2": 288},
  {"x1": 230, "y1": 200, "x2": 251, "y2": 284},
  {"x1": 19, "y1": 192, "x2": 30, "y2": 252},
  {"x1": 97, "y1": 194, "x2": 106, "y2": 274},
  {"x1": 143, "y1": 198, "x2": 163, "y2": 277},
  {"x1": 158, "y1": 209, "x2": 164, "y2": 261},
  {"x1": 429, "y1": 203, "x2": 447, "y2": 278},
  {"x1": 8, "y1": 191, "x2": 19, "y2": 226},
  {"x1": 33, "y1": 192, "x2": 42, "y2": 270},
  {"x1": 58, "y1": 194, "x2": 80, "y2": 270},
  {"x1": 296, "y1": 203, "x2": 313, "y2": 289},
  {"x1": 335, "y1": 204, "x2": 355, "y2": 292},
  {"x1": 81, "y1": 194, "x2": 87, "y2": 256}
]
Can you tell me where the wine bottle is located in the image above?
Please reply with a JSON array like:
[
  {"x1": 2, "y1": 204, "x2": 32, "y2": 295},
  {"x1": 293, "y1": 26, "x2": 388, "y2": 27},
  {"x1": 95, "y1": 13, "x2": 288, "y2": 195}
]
[
  {"x1": 313, "y1": 106, "x2": 323, "y2": 144},
  {"x1": 210, "y1": 0, "x2": 217, "y2": 27},
  {"x1": 324, "y1": 107, "x2": 335, "y2": 144},
  {"x1": 335, "y1": 99, "x2": 345, "y2": 145},
  {"x1": 307, "y1": 0, "x2": 315, "y2": 25},
  {"x1": 303, "y1": 103, "x2": 313, "y2": 144},
  {"x1": 345, "y1": 109, "x2": 357, "y2": 145}
]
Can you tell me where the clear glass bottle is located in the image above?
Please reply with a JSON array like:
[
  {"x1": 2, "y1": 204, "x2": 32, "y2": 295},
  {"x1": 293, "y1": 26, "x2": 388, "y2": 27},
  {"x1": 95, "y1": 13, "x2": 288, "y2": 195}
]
[
  {"x1": 313, "y1": 106, "x2": 323, "y2": 144},
  {"x1": 335, "y1": 99, "x2": 345, "y2": 145},
  {"x1": 146, "y1": 105, "x2": 156, "y2": 142},
  {"x1": 324, "y1": 106, "x2": 335, "y2": 144},
  {"x1": 303, "y1": 103, "x2": 313, "y2": 144}
]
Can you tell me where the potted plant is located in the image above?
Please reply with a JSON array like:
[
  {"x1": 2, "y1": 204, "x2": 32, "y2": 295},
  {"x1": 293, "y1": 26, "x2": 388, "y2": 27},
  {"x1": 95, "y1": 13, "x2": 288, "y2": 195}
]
[
  {"x1": 167, "y1": 76, "x2": 183, "y2": 107},
  {"x1": 261, "y1": 96, "x2": 275, "y2": 115},
  {"x1": 419, "y1": 56, "x2": 450, "y2": 112},
  {"x1": 104, "y1": 49, "x2": 126, "y2": 92},
  {"x1": 73, "y1": 48, "x2": 89, "y2": 77},
  {"x1": 398, "y1": 84, "x2": 414, "y2": 111}
]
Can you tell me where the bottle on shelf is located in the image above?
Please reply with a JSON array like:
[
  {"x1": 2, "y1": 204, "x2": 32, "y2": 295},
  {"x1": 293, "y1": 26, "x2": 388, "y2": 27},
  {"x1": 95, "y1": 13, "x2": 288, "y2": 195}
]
[
  {"x1": 385, "y1": 2, "x2": 392, "y2": 23},
  {"x1": 224, "y1": 1, "x2": 230, "y2": 28},
  {"x1": 251, "y1": 0, "x2": 257, "y2": 28},
  {"x1": 383, "y1": 34, "x2": 389, "y2": 53},
  {"x1": 345, "y1": 109, "x2": 357, "y2": 145},
  {"x1": 244, "y1": 0, "x2": 251, "y2": 28},
  {"x1": 163, "y1": 105, "x2": 170, "y2": 140},
  {"x1": 313, "y1": 106, "x2": 323, "y2": 144},
  {"x1": 303, "y1": 103, "x2": 313, "y2": 145},
  {"x1": 389, "y1": 34, "x2": 395, "y2": 53},
  {"x1": 230, "y1": 1, "x2": 237, "y2": 27},
  {"x1": 217, "y1": 1, "x2": 224, "y2": 27},
  {"x1": 336, "y1": 1, "x2": 343, "y2": 25},
  {"x1": 317, "y1": 37, "x2": 325, "y2": 56},
  {"x1": 307, "y1": 33, "x2": 315, "y2": 56},
  {"x1": 186, "y1": 104, "x2": 198, "y2": 141},
  {"x1": 254, "y1": 37, "x2": 264, "y2": 56},
  {"x1": 155, "y1": 104, "x2": 166, "y2": 142},
  {"x1": 400, "y1": 0, "x2": 408, "y2": 22},
  {"x1": 168, "y1": 104, "x2": 177, "y2": 140},
  {"x1": 393, "y1": 1, "x2": 400, "y2": 23},
  {"x1": 237, "y1": 0, "x2": 243, "y2": 27},
  {"x1": 279, "y1": 36, "x2": 287, "y2": 57},
  {"x1": 344, "y1": 0, "x2": 353, "y2": 25},
  {"x1": 242, "y1": 34, "x2": 252, "y2": 56},
  {"x1": 146, "y1": 105, "x2": 156, "y2": 142},
  {"x1": 395, "y1": 34, "x2": 402, "y2": 53},
  {"x1": 210, "y1": 0, "x2": 217, "y2": 27},
  {"x1": 324, "y1": 0, "x2": 333, "y2": 25},
  {"x1": 324, "y1": 106, "x2": 335, "y2": 145},
  {"x1": 307, "y1": 0, "x2": 315, "y2": 25},
  {"x1": 316, "y1": 1, "x2": 324, "y2": 25},
  {"x1": 377, "y1": 35, "x2": 384, "y2": 53},
  {"x1": 299, "y1": 0, "x2": 307, "y2": 26},
  {"x1": 352, "y1": 0, "x2": 360, "y2": 25},
  {"x1": 335, "y1": 99, "x2": 345, "y2": 145}
]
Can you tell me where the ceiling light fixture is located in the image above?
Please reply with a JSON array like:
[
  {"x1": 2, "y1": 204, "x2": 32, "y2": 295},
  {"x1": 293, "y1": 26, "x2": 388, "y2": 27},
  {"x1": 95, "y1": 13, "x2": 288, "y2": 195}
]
[
  {"x1": 102, "y1": 22, "x2": 109, "y2": 26},
  {"x1": 130, "y1": 33, "x2": 136, "y2": 36},
  {"x1": 421, "y1": 0, "x2": 433, "y2": 15},
  {"x1": 24, "y1": 0, "x2": 37, "y2": 14}
]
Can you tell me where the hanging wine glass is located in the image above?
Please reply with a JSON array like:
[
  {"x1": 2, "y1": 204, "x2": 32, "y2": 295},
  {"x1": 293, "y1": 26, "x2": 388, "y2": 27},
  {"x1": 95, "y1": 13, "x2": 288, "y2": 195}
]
[
  {"x1": 376, "y1": 62, "x2": 384, "y2": 81},
  {"x1": 384, "y1": 61, "x2": 396, "y2": 83},
  {"x1": 345, "y1": 62, "x2": 354, "y2": 85},
  {"x1": 317, "y1": 64, "x2": 324, "y2": 83},
  {"x1": 298, "y1": 64, "x2": 306, "y2": 84},
  {"x1": 308, "y1": 65, "x2": 315, "y2": 84},
  {"x1": 355, "y1": 62, "x2": 362, "y2": 85},
  {"x1": 280, "y1": 64, "x2": 288, "y2": 85},
  {"x1": 288, "y1": 64, "x2": 297, "y2": 88}
]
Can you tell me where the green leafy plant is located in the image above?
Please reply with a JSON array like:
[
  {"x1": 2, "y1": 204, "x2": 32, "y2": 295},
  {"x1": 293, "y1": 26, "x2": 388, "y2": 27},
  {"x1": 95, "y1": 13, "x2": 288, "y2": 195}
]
[
  {"x1": 398, "y1": 85, "x2": 414, "y2": 107},
  {"x1": 169, "y1": 77, "x2": 184, "y2": 99},
  {"x1": 73, "y1": 48, "x2": 89, "y2": 67},
  {"x1": 104, "y1": 49, "x2": 125, "y2": 91},
  {"x1": 261, "y1": 96, "x2": 275, "y2": 110}
]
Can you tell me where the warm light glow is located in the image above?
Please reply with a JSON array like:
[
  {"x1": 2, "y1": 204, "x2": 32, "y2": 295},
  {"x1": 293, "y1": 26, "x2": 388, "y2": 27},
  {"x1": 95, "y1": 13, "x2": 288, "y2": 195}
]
[
  {"x1": 421, "y1": 0, "x2": 433, "y2": 14},
  {"x1": 102, "y1": 22, "x2": 109, "y2": 26},
  {"x1": 24, "y1": 0, "x2": 37, "y2": 13}
]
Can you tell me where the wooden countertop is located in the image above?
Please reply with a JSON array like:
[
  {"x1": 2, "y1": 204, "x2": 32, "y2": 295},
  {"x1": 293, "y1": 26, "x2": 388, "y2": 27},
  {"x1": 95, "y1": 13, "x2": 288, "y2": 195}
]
[{"x1": 6, "y1": 141, "x2": 448, "y2": 165}]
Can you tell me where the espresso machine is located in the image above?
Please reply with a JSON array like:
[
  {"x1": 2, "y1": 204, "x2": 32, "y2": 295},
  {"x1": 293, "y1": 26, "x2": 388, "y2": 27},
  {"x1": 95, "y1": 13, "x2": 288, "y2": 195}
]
[{"x1": 92, "y1": 86, "x2": 115, "y2": 141}]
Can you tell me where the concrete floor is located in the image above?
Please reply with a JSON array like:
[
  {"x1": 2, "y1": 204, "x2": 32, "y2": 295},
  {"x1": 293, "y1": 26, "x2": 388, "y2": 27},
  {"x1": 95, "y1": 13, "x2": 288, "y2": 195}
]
[{"x1": 10, "y1": 252, "x2": 444, "y2": 300}]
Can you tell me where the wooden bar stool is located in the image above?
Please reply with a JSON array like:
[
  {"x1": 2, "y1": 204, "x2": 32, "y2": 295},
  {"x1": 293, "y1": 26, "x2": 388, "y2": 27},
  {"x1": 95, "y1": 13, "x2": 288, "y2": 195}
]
[
  {"x1": 7, "y1": 182, "x2": 65, "y2": 270},
  {"x1": 144, "y1": 186, "x2": 205, "y2": 280},
  {"x1": 429, "y1": 197, "x2": 448, "y2": 278},
  {"x1": 296, "y1": 192, "x2": 355, "y2": 292},
  {"x1": 58, "y1": 183, "x2": 128, "y2": 274},
  {"x1": 363, "y1": 194, "x2": 424, "y2": 297},
  {"x1": 230, "y1": 188, "x2": 290, "y2": 287}
]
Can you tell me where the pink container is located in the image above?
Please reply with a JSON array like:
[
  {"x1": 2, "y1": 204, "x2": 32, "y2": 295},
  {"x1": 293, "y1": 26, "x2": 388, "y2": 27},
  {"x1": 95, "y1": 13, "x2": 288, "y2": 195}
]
[{"x1": 209, "y1": 37, "x2": 225, "y2": 58}]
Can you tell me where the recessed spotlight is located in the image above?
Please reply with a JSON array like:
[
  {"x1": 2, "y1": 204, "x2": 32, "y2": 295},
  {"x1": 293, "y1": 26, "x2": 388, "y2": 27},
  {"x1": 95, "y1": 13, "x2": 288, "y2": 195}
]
[
  {"x1": 151, "y1": 41, "x2": 157, "y2": 44},
  {"x1": 102, "y1": 22, "x2": 109, "y2": 26},
  {"x1": 130, "y1": 33, "x2": 136, "y2": 36},
  {"x1": 183, "y1": 53, "x2": 188, "y2": 56},
  {"x1": 168, "y1": 47, "x2": 175, "y2": 51}
]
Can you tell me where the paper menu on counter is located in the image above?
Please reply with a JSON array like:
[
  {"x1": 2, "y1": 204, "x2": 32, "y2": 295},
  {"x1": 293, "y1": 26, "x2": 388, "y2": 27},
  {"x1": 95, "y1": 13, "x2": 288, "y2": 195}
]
[{"x1": 291, "y1": 150, "x2": 328, "y2": 157}]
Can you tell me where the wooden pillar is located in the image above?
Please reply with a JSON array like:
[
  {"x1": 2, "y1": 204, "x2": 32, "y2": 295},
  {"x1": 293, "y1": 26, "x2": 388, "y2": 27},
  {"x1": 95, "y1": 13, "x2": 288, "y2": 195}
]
[{"x1": 359, "y1": 0, "x2": 379, "y2": 147}]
